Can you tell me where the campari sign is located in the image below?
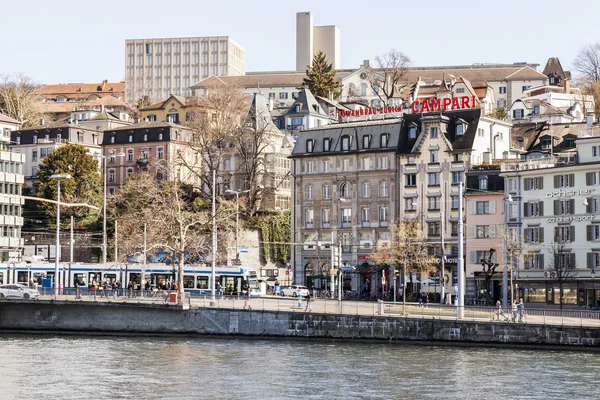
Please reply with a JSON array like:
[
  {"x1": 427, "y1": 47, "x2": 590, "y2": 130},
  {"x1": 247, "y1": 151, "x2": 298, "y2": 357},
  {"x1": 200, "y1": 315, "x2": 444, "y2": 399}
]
[{"x1": 337, "y1": 96, "x2": 478, "y2": 119}]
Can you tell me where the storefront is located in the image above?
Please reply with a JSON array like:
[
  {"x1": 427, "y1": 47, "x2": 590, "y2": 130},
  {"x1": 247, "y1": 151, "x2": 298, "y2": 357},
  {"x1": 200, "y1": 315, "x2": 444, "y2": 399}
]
[{"x1": 516, "y1": 280, "x2": 599, "y2": 307}]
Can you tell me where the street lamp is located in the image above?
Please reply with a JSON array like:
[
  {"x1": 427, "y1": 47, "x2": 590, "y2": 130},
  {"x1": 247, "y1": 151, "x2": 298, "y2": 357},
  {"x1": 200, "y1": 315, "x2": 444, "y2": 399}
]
[
  {"x1": 50, "y1": 173, "x2": 72, "y2": 298},
  {"x1": 225, "y1": 189, "x2": 250, "y2": 262},
  {"x1": 89, "y1": 151, "x2": 125, "y2": 265}
]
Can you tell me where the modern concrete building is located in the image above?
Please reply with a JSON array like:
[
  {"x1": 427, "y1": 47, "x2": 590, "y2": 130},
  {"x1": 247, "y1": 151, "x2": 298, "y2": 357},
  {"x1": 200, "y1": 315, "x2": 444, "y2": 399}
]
[
  {"x1": 125, "y1": 36, "x2": 245, "y2": 103},
  {"x1": 296, "y1": 12, "x2": 340, "y2": 71},
  {"x1": 0, "y1": 113, "x2": 25, "y2": 262}
]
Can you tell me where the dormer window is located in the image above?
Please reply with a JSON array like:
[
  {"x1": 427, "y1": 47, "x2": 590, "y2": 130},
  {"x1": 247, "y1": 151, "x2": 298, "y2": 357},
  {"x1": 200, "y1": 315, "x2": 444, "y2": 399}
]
[
  {"x1": 307, "y1": 139, "x2": 314, "y2": 153},
  {"x1": 533, "y1": 105, "x2": 540, "y2": 115},
  {"x1": 380, "y1": 133, "x2": 389, "y2": 147},
  {"x1": 456, "y1": 124, "x2": 464, "y2": 136},
  {"x1": 143, "y1": 134, "x2": 148, "y2": 142},
  {"x1": 323, "y1": 138, "x2": 331, "y2": 152},
  {"x1": 517, "y1": 137, "x2": 524, "y2": 149},
  {"x1": 479, "y1": 176, "x2": 488, "y2": 190},
  {"x1": 129, "y1": 135, "x2": 133, "y2": 143},
  {"x1": 295, "y1": 105, "x2": 300, "y2": 113},
  {"x1": 408, "y1": 126, "x2": 417, "y2": 140},
  {"x1": 363, "y1": 135, "x2": 371, "y2": 149},
  {"x1": 341, "y1": 135, "x2": 351, "y2": 151},
  {"x1": 431, "y1": 127, "x2": 438, "y2": 138},
  {"x1": 542, "y1": 138, "x2": 552, "y2": 150},
  {"x1": 110, "y1": 136, "x2": 115, "y2": 144},
  {"x1": 158, "y1": 133, "x2": 163, "y2": 140}
]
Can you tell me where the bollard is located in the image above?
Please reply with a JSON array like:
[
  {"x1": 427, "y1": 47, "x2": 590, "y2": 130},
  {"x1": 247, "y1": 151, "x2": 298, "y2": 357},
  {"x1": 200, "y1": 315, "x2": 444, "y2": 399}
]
[{"x1": 378, "y1": 299, "x2": 384, "y2": 315}]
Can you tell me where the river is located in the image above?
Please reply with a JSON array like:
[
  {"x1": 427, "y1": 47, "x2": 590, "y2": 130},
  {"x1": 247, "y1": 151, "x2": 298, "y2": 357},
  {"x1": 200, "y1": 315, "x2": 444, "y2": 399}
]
[{"x1": 0, "y1": 335, "x2": 598, "y2": 399}]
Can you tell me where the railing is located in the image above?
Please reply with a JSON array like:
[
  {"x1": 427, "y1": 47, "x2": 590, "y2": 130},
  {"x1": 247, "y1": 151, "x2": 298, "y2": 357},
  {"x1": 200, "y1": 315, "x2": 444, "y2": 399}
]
[
  {"x1": 11, "y1": 290, "x2": 600, "y2": 327},
  {"x1": 501, "y1": 153, "x2": 578, "y2": 172}
]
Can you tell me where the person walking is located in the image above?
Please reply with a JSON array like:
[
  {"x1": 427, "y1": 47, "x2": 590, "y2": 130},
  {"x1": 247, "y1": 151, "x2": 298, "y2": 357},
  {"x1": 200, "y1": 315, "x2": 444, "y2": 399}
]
[
  {"x1": 242, "y1": 283, "x2": 251, "y2": 310},
  {"x1": 304, "y1": 292, "x2": 312, "y2": 312},
  {"x1": 511, "y1": 300, "x2": 518, "y2": 322},
  {"x1": 517, "y1": 298, "x2": 525, "y2": 323},
  {"x1": 495, "y1": 300, "x2": 503, "y2": 321},
  {"x1": 417, "y1": 291, "x2": 423, "y2": 307},
  {"x1": 423, "y1": 292, "x2": 429, "y2": 308}
]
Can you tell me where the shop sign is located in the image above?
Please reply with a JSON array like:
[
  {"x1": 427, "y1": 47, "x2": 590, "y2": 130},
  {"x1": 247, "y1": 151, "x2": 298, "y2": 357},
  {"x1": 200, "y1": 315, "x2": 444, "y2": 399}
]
[
  {"x1": 547, "y1": 215, "x2": 596, "y2": 223},
  {"x1": 338, "y1": 105, "x2": 403, "y2": 119},
  {"x1": 410, "y1": 96, "x2": 477, "y2": 113},
  {"x1": 545, "y1": 189, "x2": 592, "y2": 198}
]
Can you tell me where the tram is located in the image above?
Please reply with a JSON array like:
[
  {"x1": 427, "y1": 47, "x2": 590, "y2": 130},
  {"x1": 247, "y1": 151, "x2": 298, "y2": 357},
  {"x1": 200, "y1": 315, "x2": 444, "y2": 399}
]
[{"x1": 0, "y1": 262, "x2": 258, "y2": 295}]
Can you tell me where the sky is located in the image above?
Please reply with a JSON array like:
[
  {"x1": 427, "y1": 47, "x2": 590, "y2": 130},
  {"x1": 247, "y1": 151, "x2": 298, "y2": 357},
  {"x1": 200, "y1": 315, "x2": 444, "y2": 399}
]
[{"x1": 3, "y1": 0, "x2": 600, "y2": 84}]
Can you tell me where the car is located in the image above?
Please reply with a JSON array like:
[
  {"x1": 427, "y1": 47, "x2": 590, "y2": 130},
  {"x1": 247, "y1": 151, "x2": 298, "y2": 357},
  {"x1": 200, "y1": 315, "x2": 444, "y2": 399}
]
[
  {"x1": 280, "y1": 285, "x2": 310, "y2": 297},
  {"x1": 249, "y1": 288, "x2": 261, "y2": 298},
  {"x1": 0, "y1": 284, "x2": 40, "y2": 299}
]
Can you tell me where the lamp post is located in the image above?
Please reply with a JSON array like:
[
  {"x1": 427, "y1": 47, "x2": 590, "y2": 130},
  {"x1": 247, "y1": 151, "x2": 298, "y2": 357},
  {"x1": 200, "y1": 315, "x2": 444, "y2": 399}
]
[
  {"x1": 592, "y1": 268, "x2": 596, "y2": 309},
  {"x1": 50, "y1": 173, "x2": 72, "y2": 298},
  {"x1": 225, "y1": 189, "x2": 249, "y2": 263},
  {"x1": 89, "y1": 151, "x2": 125, "y2": 265}
]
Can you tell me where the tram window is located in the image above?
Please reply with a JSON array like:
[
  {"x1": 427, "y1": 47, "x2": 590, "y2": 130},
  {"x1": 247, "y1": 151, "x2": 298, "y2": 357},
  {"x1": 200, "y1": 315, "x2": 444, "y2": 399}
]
[
  {"x1": 0, "y1": 272, "x2": 3, "y2": 284},
  {"x1": 196, "y1": 277, "x2": 208, "y2": 289},
  {"x1": 17, "y1": 271, "x2": 28, "y2": 284},
  {"x1": 89, "y1": 272, "x2": 101, "y2": 286},
  {"x1": 73, "y1": 273, "x2": 87, "y2": 286},
  {"x1": 183, "y1": 275, "x2": 195, "y2": 289},
  {"x1": 130, "y1": 273, "x2": 141, "y2": 285},
  {"x1": 104, "y1": 274, "x2": 117, "y2": 283},
  {"x1": 32, "y1": 273, "x2": 44, "y2": 285}
]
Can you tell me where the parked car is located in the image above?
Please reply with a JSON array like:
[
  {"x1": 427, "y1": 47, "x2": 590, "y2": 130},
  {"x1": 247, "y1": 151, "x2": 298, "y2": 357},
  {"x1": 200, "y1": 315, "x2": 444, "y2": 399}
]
[
  {"x1": 0, "y1": 284, "x2": 39, "y2": 299},
  {"x1": 280, "y1": 285, "x2": 310, "y2": 297},
  {"x1": 249, "y1": 288, "x2": 261, "y2": 298}
]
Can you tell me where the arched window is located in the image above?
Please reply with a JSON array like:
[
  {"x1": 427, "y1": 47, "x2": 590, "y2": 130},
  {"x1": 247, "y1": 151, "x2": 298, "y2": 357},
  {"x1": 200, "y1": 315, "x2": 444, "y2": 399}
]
[
  {"x1": 340, "y1": 182, "x2": 350, "y2": 198},
  {"x1": 361, "y1": 83, "x2": 368, "y2": 96}
]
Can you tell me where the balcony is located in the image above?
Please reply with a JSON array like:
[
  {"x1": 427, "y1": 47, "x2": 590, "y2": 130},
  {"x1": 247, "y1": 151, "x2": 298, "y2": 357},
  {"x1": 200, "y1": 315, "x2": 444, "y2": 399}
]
[
  {"x1": 341, "y1": 221, "x2": 352, "y2": 229},
  {"x1": 306, "y1": 222, "x2": 314, "y2": 229},
  {"x1": 501, "y1": 153, "x2": 577, "y2": 172},
  {"x1": 362, "y1": 221, "x2": 370, "y2": 228},
  {"x1": 322, "y1": 222, "x2": 331, "y2": 229},
  {"x1": 379, "y1": 221, "x2": 388, "y2": 228}
]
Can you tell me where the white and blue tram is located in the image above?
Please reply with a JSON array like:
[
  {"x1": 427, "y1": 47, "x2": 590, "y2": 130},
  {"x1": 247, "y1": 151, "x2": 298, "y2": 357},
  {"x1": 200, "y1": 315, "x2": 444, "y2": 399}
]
[{"x1": 0, "y1": 263, "x2": 258, "y2": 295}]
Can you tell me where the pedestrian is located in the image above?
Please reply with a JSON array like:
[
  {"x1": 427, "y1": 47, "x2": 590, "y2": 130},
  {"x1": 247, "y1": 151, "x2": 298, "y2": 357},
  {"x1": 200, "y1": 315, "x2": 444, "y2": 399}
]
[
  {"x1": 511, "y1": 300, "x2": 517, "y2": 322},
  {"x1": 517, "y1": 298, "x2": 525, "y2": 323},
  {"x1": 423, "y1": 292, "x2": 429, "y2": 308},
  {"x1": 242, "y1": 283, "x2": 251, "y2": 310},
  {"x1": 304, "y1": 292, "x2": 311, "y2": 312},
  {"x1": 417, "y1": 291, "x2": 423, "y2": 307},
  {"x1": 495, "y1": 300, "x2": 502, "y2": 320}
]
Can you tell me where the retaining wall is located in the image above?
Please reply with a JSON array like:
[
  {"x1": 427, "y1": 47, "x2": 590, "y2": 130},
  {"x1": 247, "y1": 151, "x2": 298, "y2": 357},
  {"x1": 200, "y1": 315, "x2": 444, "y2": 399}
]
[{"x1": 0, "y1": 300, "x2": 599, "y2": 349}]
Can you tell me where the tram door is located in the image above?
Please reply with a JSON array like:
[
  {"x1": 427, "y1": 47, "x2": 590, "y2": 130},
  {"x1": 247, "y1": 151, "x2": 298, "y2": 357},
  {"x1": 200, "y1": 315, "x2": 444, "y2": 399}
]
[{"x1": 221, "y1": 276, "x2": 241, "y2": 295}]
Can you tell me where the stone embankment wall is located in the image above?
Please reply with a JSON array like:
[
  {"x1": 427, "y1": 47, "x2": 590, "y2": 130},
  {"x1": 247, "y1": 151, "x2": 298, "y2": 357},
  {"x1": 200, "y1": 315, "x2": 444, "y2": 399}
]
[{"x1": 0, "y1": 301, "x2": 599, "y2": 349}]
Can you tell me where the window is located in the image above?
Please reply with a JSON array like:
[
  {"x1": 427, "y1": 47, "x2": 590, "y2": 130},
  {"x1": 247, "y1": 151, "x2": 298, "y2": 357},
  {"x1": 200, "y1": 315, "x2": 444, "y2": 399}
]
[
  {"x1": 451, "y1": 222, "x2": 458, "y2": 236},
  {"x1": 342, "y1": 158, "x2": 349, "y2": 171},
  {"x1": 524, "y1": 177, "x2": 543, "y2": 190},
  {"x1": 126, "y1": 168, "x2": 134, "y2": 178},
  {"x1": 379, "y1": 181, "x2": 388, "y2": 197},
  {"x1": 361, "y1": 182, "x2": 370, "y2": 198},
  {"x1": 430, "y1": 127, "x2": 438, "y2": 138},
  {"x1": 408, "y1": 126, "x2": 417, "y2": 139},
  {"x1": 479, "y1": 176, "x2": 488, "y2": 190},
  {"x1": 522, "y1": 85, "x2": 531, "y2": 92},
  {"x1": 340, "y1": 182, "x2": 350, "y2": 198},
  {"x1": 524, "y1": 226, "x2": 544, "y2": 243},
  {"x1": 279, "y1": 92, "x2": 288, "y2": 100},
  {"x1": 470, "y1": 250, "x2": 497, "y2": 264},
  {"x1": 380, "y1": 133, "x2": 389, "y2": 147},
  {"x1": 405, "y1": 198, "x2": 417, "y2": 212},
  {"x1": 428, "y1": 173, "x2": 440, "y2": 186},
  {"x1": 430, "y1": 150, "x2": 439, "y2": 163},
  {"x1": 513, "y1": 109, "x2": 524, "y2": 119},
  {"x1": 379, "y1": 207, "x2": 388, "y2": 225},
  {"x1": 341, "y1": 135, "x2": 350, "y2": 151},
  {"x1": 305, "y1": 185, "x2": 313, "y2": 200},
  {"x1": 588, "y1": 225, "x2": 600, "y2": 241},
  {"x1": 474, "y1": 201, "x2": 492, "y2": 215},
  {"x1": 157, "y1": 147, "x2": 164, "y2": 159},
  {"x1": 322, "y1": 184, "x2": 330, "y2": 200},
  {"x1": 407, "y1": 156, "x2": 416, "y2": 164},
  {"x1": 323, "y1": 138, "x2": 331, "y2": 152},
  {"x1": 588, "y1": 172, "x2": 600, "y2": 186},
  {"x1": 428, "y1": 196, "x2": 440, "y2": 210},
  {"x1": 361, "y1": 207, "x2": 370, "y2": 224},
  {"x1": 554, "y1": 174, "x2": 575, "y2": 188},
  {"x1": 455, "y1": 88, "x2": 465, "y2": 93},
  {"x1": 360, "y1": 157, "x2": 371, "y2": 170},
  {"x1": 451, "y1": 196, "x2": 459, "y2": 210},
  {"x1": 305, "y1": 209, "x2": 314, "y2": 229},
  {"x1": 554, "y1": 199, "x2": 574, "y2": 215},
  {"x1": 342, "y1": 208, "x2": 352, "y2": 225},
  {"x1": 378, "y1": 156, "x2": 388, "y2": 170},
  {"x1": 405, "y1": 174, "x2": 416, "y2": 187},
  {"x1": 322, "y1": 160, "x2": 330, "y2": 173},
  {"x1": 40, "y1": 148, "x2": 49, "y2": 158},
  {"x1": 428, "y1": 221, "x2": 440, "y2": 236},
  {"x1": 305, "y1": 161, "x2": 314, "y2": 174},
  {"x1": 127, "y1": 150, "x2": 134, "y2": 162},
  {"x1": 456, "y1": 124, "x2": 464, "y2": 136},
  {"x1": 322, "y1": 209, "x2": 331, "y2": 228},
  {"x1": 524, "y1": 253, "x2": 544, "y2": 269},
  {"x1": 524, "y1": 201, "x2": 544, "y2": 217},
  {"x1": 31, "y1": 151, "x2": 37, "y2": 162},
  {"x1": 499, "y1": 87, "x2": 507, "y2": 94},
  {"x1": 476, "y1": 225, "x2": 491, "y2": 239},
  {"x1": 108, "y1": 169, "x2": 115, "y2": 183},
  {"x1": 363, "y1": 135, "x2": 371, "y2": 149},
  {"x1": 555, "y1": 225, "x2": 575, "y2": 243},
  {"x1": 306, "y1": 139, "x2": 314, "y2": 153},
  {"x1": 452, "y1": 172, "x2": 463, "y2": 185},
  {"x1": 593, "y1": 146, "x2": 599, "y2": 158},
  {"x1": 533, "y1": 105, "x2": 540, "y2": 115}
]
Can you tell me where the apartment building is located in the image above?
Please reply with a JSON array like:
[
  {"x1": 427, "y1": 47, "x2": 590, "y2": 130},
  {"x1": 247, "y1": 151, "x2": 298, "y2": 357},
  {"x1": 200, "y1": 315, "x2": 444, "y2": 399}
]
[
  {"x1": 10, "y1": 122, "x2": 103, "y2": 189},
  {"x1": 296, "y1": 11, "x2": 340, "y2": 71},
  {"x1": 125, "y1": 36, "x2": 245, "y2": 103},
  {"x1": 0, "y1": 113, "x2": 25, "y2": 263}
]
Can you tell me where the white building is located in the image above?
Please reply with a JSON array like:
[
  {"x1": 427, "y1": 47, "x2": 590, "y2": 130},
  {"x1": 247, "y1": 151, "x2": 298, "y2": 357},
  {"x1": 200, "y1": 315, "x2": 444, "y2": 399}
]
[
  {"x1": 0, "y1": 113, "x2": 25, "y2": 262},
  {"x1": 125, "y1": 36, "x2": 245, "y2": 103},
  {"x1": 296, "y1": 12, "x2": 340, "y2": 71}
]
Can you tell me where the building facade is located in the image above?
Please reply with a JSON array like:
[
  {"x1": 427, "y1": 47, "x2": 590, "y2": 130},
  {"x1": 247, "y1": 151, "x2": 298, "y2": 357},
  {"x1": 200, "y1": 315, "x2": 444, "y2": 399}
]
[
  {"x1": 125, "y1": 36, "x2": 245, "y2": 103},
  {"x1": 296, "y1": 12, "x2": 340, "y2": 71}
]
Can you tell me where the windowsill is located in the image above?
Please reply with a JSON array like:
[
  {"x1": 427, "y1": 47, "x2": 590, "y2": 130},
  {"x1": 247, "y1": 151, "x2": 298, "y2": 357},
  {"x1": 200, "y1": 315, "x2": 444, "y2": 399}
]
[
  {"x1": 428, "y1": 208, "x2": 440, "y2": 211},
  {"x1": 428, "y1": 162, "x2": 440, "y2": 165},
  {"x1": 428, "y1": 184, "x2": 440, "y2": 187},
  {"x1": 405, "y1": 209, "x2": 416, "y2": 213}
]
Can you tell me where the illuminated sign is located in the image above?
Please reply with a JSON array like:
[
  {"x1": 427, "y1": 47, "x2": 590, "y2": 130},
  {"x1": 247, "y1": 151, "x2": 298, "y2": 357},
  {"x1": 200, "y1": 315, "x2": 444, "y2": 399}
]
[{"x1": 410, "y1": 96, "x2": 478, "y2": 113}]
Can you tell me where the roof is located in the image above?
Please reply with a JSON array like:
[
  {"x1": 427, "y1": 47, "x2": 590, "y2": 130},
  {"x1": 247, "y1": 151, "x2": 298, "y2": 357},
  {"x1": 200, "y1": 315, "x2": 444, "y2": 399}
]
[
  {"x1": 510, "y1": 122, "x2": 588, "y2": 152},
  {"x1": 284, "y1": 88, "x2": 327, "y2": 116},
  {"x1": 504, "y1": 66, "x2": 548, "y2": 80},
  {"x1": 402, "y1": 65, "x2": 547, "y2": 83},
  {"x1": 542, "y1": 57, "x2": 571, "y2": 81},
  {"x1": 39, "y1": 80, "x2": 125, "y2": 96},
  {"x1": 0, "y1": 113, "x2": 19, "y2": 125},
  {"x1": 109, "y1": 120, "x2": 190, "y2": 131},
  {"x1": 190, "y1": 71, "x2": 351, "y2": 89},
  {"x1": 249, "y1": 93, "x2": 280, "y2": 133}
]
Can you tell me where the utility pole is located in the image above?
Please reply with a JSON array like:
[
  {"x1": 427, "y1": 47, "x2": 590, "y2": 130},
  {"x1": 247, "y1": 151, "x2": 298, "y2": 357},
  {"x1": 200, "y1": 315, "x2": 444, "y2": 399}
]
[
  {"x1": 502, "y1": 197, "x2": 509, "y2": 308},
  {"x1": 70, "y1": 215, "x2": 74, "y2": 263},
  {"x1": 457, "y1": 182, "x2": 465, "y2": 319},
  {"x1": 440, "y1": 211, "x2": 445, "y2": 304},
  {"x1": 114, "y1": 219, "x2": 118, "y2": 264},
  {"x1": 211, "y1": 169, "x2": 217, "y2": 304}
]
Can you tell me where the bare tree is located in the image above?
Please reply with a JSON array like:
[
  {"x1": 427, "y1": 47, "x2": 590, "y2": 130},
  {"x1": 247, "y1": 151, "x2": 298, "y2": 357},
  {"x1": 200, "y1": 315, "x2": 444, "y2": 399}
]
[
  {"x1": 573, "y1": 43, "x2": 600, "y2": 84},
  {"x1": 0, "y1": 74, "x2": 43, "y2": 127},
  {"x1": 370, "y1": 217, "x2": 435, "y2": 308},
  {"x1": 365, "y1": 49, "x2": 411, "y2": 105},
  {"x1": 547, "y1": 241, "x2": 577, "y2": 309}
]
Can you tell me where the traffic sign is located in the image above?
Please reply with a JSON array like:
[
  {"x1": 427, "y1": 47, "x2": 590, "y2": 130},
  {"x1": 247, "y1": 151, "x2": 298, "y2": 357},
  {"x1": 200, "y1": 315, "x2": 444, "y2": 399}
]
[
  {"x1": 340, "y1": 265, "x2": 355, "y2": 272},
  {"x1": 286, "y1": 270, "x2": 290, "y2": 276}
]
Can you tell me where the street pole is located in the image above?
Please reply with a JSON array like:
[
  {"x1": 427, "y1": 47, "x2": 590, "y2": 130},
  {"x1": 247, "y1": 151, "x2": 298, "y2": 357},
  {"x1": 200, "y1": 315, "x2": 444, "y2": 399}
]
[
  {"x1": 114, "y1": 219, "x2": 118, "y2": 264},
  {"x1": 502, "y1": 198, "x2": 509, "y2": 308},
  {"x1": 211, "y1": 169, "x2": 216, "y2": 304},
  {"x1": 235, "y1": 192, "x2": 239, "y2": 260},
  {"x1": 457, "y1": 182, "x2": 465, "y2": 319},
  {"x1": 55, "y1": 178, "x2": 61, "y2": 298},
  {"x1": 70, "y1": 215, "x2": 74, "y2": 263},
  {"x1": 393, "y1": 266, "x2": 396, "y2": 304},
  {"x1": 102, "y1": 155, "x2": 107, "y2": 266},
  {"x1": 330, "y1": 236, "x2": 334, "y2": 299},
  {"x1": 141, "y1": 223, "x2": 146, "y2": 296},
  {"x1": 440, "y1": 211, "x2": 445, "y2": 304}
]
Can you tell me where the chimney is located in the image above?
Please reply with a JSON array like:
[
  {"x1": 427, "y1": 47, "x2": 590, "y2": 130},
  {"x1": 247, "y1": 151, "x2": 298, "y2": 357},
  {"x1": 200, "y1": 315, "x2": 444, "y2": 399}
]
[
  {"x1": 563, "y1": 79, "x2": 571, "y2": 93},
  {"x1": 100, "y1": 104, "x2": 105, "y2": 112},
  {"x1": 268, "y1": 97, "x2": 274, "y2": 111},
  {"x1": 363, "y1": 60, "x2": 370, "y2": 68},
  {"x1": 40, "y1": 119, "x2": 45, "y2": 126}
]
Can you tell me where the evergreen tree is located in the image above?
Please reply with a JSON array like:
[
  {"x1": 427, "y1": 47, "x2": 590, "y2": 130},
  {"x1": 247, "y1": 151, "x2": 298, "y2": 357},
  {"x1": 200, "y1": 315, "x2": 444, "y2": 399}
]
[{"x1": 303, "y1": 51, "x2": 342, "y2": 99}]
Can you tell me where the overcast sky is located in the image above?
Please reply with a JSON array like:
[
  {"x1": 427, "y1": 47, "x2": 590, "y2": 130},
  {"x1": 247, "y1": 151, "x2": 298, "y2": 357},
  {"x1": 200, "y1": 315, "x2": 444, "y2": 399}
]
[{"x1": 3, "y1": 0, "x2": 599, "y2": 84}]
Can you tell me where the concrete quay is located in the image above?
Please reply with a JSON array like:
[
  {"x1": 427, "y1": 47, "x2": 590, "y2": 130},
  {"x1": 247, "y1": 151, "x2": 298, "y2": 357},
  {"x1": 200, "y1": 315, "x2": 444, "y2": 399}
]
[{"x1": 1, "y1": 299, "x2": 599, "y2": 350}]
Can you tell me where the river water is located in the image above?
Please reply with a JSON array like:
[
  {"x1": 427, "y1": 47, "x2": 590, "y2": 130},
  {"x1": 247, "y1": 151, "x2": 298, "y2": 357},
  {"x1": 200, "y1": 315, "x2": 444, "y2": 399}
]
[{"x1": 0, "y1": 335, "x2": 599, "y2": 400}]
